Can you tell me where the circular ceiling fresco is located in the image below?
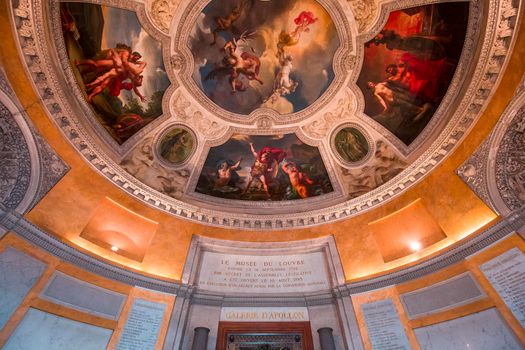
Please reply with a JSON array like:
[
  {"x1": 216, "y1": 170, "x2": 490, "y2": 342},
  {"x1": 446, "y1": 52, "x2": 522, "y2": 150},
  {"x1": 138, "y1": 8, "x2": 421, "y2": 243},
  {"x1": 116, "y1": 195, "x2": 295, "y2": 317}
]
[
  {"x1": 188, "y1": 0, "x2": 340, "y2": 115},
  {"x1": 9, "y1": 0, "x2": 520, "y2": 229}
]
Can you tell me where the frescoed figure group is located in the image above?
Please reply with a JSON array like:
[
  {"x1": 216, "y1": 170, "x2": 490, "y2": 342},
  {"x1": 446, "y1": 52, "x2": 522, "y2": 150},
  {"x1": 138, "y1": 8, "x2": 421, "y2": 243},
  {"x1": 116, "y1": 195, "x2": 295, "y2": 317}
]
[{"x1": 196, "y1": 134, "x2": 333, "y2": 201}]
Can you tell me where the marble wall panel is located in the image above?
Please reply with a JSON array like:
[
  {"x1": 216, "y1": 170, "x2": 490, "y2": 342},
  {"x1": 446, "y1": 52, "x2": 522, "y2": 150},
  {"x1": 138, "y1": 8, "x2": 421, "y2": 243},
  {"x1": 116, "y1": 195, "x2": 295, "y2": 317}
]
[
  {"x1": 308, "y1": 304, "x2": 346, "y2": 350},
  {"x1": 400, "y1": 272, "x2": 485, "y2": 319},
  {"x1": 3, "y1": 308, "x2": 113, "y2": 350},
  {"x1": 414, "y1": 308, "x2": 523, "y2": 350},
  {"x1": 0, "y1": 247, "x2": 46, "y2": 329},
  {"x1": 40, "y1": 271, "x2": 126, "y2": 320}
]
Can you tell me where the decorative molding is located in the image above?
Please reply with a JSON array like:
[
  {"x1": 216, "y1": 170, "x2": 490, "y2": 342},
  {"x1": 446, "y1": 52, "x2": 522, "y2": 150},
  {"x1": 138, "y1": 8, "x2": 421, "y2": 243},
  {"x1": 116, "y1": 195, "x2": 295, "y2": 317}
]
[
  {"x1": 347, "y1": 0, "x2": 378, "y2": 33},
  {"x1": 148, "y1": 0, "x2": 181, "y2": 33},
  {"x1": 0, "y1": 205, "x2": 524, "y2": 303},
  {"x1": 458, "y1": 75, "x2": 525, "y2": 214},
  {"x1": 7, "y1": 0, "x2": 523, "y2": 229},
  {"x1": 456, "y1": 137, "x2": 497, "y2": 212},
  {"x1": 0, "y1": 69, "x2": 68, "y2": 214}
]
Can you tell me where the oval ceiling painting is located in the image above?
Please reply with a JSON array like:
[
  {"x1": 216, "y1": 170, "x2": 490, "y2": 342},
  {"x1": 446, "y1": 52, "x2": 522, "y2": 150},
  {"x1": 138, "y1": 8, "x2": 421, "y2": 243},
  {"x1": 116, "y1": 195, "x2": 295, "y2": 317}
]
[
  {"x1": 334, "y1": 127, "x2": 369, "y2": 164},
  {"x1": 158, "y1": 127, "x2": 195, "y2": 165},
  {"x1": 189, "y1": 0, "x2": 340, "y2": 115}
]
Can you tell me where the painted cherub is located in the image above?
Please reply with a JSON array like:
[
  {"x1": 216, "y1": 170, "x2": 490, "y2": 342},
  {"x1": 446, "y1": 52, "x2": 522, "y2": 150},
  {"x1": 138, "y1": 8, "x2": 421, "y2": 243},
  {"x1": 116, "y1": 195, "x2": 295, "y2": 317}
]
[
  {"x1": 277, "y1": 11, "x2": 317, "y2": 55},
  {"x1": 209, "y1": 1, "x2": 246, "y2": 45}
]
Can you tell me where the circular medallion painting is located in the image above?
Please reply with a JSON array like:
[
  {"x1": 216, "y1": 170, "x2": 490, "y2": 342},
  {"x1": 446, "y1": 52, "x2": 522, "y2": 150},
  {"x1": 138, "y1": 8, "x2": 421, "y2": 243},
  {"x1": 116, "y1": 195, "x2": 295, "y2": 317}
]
[
  {"x1": 334, "y1": 127, "x2": 369, "y2": 164},
  {"x1": 189, "y1": 0, "x2": 340, "y2": 115},
  {"x1": 158, "y1": 127, "x2": 195, "y2": 165}
]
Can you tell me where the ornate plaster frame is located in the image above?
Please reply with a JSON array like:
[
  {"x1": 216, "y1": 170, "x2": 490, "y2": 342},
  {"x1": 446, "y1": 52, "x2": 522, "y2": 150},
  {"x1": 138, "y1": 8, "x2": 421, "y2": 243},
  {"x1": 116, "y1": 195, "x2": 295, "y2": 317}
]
[
  {"x1": 458, "y1": 76, "x2": 525, "y2": 215},
  {"x1": 8, "y1": 0, "x2": 522, "y2": 229}
]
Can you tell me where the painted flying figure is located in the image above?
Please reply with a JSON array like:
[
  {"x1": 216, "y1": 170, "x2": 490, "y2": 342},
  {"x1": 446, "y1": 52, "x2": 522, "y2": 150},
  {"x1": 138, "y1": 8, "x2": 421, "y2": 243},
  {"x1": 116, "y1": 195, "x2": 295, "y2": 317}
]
[
  {"x1": 277, "y1": 11, "x2": 317, "y2": 55},
  {"x1": 76, "y1": 44, "x2": 147, "y2": 102},
  {"x1": 209, "y1": 1, "x2": 248, "y2": 46},
  {"x1": 205, "y1": 31, "x2": 263, "y2": 93}
]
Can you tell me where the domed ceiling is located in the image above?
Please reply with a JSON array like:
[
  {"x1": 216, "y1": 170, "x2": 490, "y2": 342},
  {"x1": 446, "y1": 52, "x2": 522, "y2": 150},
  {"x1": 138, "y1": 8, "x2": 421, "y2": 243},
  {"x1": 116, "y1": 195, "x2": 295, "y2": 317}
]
[{"x1": 12, "y1": 0, "x2": 517, "y2": 229}]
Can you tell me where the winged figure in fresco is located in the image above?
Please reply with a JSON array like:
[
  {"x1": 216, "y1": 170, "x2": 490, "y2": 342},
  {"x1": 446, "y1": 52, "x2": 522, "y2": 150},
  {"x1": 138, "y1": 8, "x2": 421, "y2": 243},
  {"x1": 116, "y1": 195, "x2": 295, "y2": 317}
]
[
  {"x1": 75, "y1": 44, "x2": 147, "y2": 103},
  {"x1": 209, "y1": 0, "x2": 249, "y2": 45},
  {"x1": 205, "y1": 31, "x2": 263, "y2": 92},
  {"x1": 242, "y1": 143, "x2": 286, "y2": 199},
  {"x1": 277, "y1": 11, "x2": 317, "y2": 55}
]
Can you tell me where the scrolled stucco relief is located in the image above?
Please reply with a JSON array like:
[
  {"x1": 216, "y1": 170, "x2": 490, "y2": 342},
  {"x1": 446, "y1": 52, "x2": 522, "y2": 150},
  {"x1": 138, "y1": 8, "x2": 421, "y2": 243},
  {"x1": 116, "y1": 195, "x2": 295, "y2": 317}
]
[
  {"x1": 148, "y1": 0, "x2": 181, "y2": 33},
  {"x1": 301, "y1": 94, "x2": 353, "y2": 140},
  {"x1": 120, "y1": 136, "x2": 190, "y2": 199},
  {"x1": 0, "y1": 103, "x2": 31, "y2": 210},
  {"x1": 0, "y1": 71, "x2": 68, "y2": 213},
  {"x1": 456, "y1": 137, "x2": 497, "y2": 212},
  {"x1": 495, "y1": 106, "x2": 525, "y2": 210},
  {"x1": 347, "y1": 0, "x2": 378, "y2": 33},
  {"x1": 171, "y1": 91, "x2": 229, "y2": 140},
  {"x1": 458, "y1": 77, "x2": 525, "y2": 214},
  {"x1": 337, "y1": 140, "x2": 406, "y2": 199}
]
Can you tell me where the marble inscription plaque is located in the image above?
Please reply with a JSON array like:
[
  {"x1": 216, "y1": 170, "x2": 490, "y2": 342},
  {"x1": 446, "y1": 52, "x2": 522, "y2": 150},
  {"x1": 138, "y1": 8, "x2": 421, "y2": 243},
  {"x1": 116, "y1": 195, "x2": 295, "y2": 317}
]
[
  {"x1": 480, "y1": 248, "x2": 525, "y2": 327},
  {"x1": 196, "y1": 251, "x2": 330, "y2": 293},
  {"x1": 220, "y1": 307, "x2": 309, "y2": 322},
  {"x1": 361, "y1": 299, "x2": 411, "y2": 350},
  {"x1": 116, "y1": 299, "x2": 166, "y2": 350}
]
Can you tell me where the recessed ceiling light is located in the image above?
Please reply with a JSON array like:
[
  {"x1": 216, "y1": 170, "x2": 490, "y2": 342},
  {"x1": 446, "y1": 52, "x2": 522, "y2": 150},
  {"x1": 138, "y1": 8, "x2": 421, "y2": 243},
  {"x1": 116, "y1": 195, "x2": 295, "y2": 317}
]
[{"x1": 409, "y1": 241, "x2": 422, "y2": 252}]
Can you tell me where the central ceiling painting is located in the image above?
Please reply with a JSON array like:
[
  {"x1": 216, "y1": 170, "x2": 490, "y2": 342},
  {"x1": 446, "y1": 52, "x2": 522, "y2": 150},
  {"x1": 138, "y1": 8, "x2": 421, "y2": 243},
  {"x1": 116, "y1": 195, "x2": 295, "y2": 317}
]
[{"x1": 189, "y1": 0, "x2": 340, "y2": 115}]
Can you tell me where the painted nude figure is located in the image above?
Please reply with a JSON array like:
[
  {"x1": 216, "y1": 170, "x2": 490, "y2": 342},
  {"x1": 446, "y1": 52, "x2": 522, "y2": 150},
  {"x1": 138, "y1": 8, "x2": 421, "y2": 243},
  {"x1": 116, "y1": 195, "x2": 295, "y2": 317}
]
[
  {"x1": 243, "y1": 143, "x2": 286, "y2": 198},
  {"x1": 210, "y1": 2, "x2": 245, "y2": 45},
  {"x1": 281, "y1": 160, "x2": 314, "y2": 199},
  {"x1": 214, "y1": 158, "x2": 242, "y2": 189},
  {"x1": 76, "y1": 44, "x2": 147, "y2": 102},
  {"x1": 205, "y1": 33, "x2": 263, "y2": 93}
]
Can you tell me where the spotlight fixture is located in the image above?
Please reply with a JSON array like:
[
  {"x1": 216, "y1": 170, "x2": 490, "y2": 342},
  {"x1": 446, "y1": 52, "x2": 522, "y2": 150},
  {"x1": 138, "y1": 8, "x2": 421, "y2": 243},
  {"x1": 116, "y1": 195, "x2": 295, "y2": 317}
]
[{"x1": 409, "y1": 241, "x2": 422, "y2": 252}]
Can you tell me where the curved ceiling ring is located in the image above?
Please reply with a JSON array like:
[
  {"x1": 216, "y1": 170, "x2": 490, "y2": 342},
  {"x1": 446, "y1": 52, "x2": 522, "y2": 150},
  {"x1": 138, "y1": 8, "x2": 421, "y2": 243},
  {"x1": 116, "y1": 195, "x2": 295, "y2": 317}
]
[{"x1": 7, "y1": 0, "x2": 522, "y2": 230}]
